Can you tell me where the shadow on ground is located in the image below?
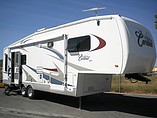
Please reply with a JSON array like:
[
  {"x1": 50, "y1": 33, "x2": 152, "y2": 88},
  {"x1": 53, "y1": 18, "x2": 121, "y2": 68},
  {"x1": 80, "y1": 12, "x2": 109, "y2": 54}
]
[{"x1": 35, "y1": 91, "x2": 157, "y2": 117}]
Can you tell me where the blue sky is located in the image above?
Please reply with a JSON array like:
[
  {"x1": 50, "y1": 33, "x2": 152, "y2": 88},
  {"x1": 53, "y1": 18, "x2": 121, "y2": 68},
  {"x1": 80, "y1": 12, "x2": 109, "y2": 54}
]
[{"x1": 0, "y1": 0, "x2": 157, "y2": 62}]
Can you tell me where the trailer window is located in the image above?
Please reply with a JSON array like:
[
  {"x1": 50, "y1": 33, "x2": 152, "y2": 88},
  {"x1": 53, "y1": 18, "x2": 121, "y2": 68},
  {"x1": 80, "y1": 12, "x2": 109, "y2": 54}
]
[
  {"x1": 21, "y1": 55, "x2": 26, "y2": 65},
  {"x1": 5, "y1": 54, "x2": 8, "y2": 72},
  {"x1": 67, "y1": 35, "x2": 90, "y2": 52},
  {"x1": 15, "y1": 53, "x2": 19, "y2": 64}
]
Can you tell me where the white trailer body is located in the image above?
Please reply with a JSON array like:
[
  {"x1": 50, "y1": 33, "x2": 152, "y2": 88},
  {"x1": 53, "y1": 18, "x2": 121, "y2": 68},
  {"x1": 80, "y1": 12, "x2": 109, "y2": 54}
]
[{"x1": 3, "y1": 15, "x2": 156, "y2": 97}]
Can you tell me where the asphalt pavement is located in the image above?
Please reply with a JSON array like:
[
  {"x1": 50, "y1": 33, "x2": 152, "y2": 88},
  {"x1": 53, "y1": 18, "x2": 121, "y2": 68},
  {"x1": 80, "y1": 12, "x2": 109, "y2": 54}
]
[{"x1": 0, "y1": 88, "x2": 157, "y2": 118}]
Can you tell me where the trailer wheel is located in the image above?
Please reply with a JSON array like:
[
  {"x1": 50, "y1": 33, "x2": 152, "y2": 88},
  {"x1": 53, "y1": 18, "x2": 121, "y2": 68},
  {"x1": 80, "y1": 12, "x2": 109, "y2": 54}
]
[
  {"x1": 21, "y1": 86, "x2": 27, "y2": 97},
  {"x1": 27, "y1": 86, "x2": 35, "y2": 99}
]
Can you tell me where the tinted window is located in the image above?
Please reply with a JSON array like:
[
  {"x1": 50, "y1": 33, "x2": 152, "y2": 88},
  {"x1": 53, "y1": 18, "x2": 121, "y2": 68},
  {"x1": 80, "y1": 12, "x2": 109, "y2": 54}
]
[
  {"x1": 21, "y1": 55, "x2": 26, "y2": 65},
  {"x1": 5, "y1": 54, "x2": 8, "y2": 72},
  {"x1": 67, "y1": 35, "x2": 90, "y2": 52}
]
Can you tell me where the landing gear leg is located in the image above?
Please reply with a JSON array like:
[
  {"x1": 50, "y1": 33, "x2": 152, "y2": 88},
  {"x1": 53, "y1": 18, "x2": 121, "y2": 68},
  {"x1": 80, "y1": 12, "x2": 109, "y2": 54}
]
[{"x1": 79, "y1": 97, "x2": 82, "y2": 109}]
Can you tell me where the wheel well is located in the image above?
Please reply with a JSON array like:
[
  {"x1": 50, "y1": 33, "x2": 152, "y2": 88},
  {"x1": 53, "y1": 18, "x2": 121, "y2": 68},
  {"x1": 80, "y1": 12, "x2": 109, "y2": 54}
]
[
  {"x1": 20, "y1": 84, "x2": 31, "y2": 90},
  {"x1": 20, "y1": 84, "x2": 25, "y2": 88},
  {"x1": 26, "y1": 85, "x2": 32, "y2": 90}
]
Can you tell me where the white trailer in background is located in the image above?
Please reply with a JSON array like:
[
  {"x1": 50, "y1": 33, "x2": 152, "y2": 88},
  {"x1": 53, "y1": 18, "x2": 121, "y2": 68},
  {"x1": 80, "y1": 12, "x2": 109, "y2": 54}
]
[{"x1": 3, "y1": 15, "x2": 156, "y2": 99}]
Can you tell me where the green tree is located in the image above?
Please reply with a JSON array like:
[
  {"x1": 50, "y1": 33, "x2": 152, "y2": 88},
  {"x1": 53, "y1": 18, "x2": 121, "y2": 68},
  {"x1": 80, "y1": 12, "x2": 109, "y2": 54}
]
[
  {"x1": 0, "y1": 60, "x2": 2, "y2": 82},
  {"x1": 155, "y1": 14, "x2": 157, "y2": 29}
]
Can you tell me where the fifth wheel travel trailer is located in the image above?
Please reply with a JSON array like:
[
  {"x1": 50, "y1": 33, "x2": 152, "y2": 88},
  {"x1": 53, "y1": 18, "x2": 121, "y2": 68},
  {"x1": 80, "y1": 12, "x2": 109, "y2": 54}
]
[{"x1": 3, "y1": 15, "x2": 156, "y2": 99}]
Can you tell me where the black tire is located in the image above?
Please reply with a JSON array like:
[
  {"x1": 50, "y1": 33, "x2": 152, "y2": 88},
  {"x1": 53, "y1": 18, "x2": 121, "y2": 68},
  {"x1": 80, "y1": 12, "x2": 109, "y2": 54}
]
[
  {"x1": 27, "y1": 86, "x2": 35, "y2": 99},
  {"x1": 21, "y1": 86, "x2": 27, "y2": 97}
]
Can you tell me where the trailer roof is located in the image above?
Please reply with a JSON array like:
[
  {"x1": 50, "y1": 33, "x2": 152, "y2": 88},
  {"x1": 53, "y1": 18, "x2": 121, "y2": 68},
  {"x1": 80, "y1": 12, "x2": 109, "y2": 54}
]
[{"x1": 6, "y1": 14, "x2": 140, "y2": 49}]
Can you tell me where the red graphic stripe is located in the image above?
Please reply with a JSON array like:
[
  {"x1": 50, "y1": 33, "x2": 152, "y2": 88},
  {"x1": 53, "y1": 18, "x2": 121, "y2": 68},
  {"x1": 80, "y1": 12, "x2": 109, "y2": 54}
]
[
  {"x1": 91, "y1": 34, "x2": 106, "y2": 51},
  {"x1": 43, "y1": 68, "x2": 58, "y2": 72}
]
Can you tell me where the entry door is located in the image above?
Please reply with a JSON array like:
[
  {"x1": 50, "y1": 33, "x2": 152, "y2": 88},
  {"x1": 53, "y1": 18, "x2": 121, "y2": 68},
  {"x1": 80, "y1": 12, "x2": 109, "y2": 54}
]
[{"x1": 11, "y1": 52, "x2": 22, "y2": 84}]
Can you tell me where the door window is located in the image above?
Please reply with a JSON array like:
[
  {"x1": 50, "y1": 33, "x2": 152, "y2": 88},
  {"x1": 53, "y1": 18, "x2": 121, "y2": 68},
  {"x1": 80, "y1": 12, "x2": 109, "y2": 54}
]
[{"x1": 4, "y1": 54, "x2": 8, "y2": 72}]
